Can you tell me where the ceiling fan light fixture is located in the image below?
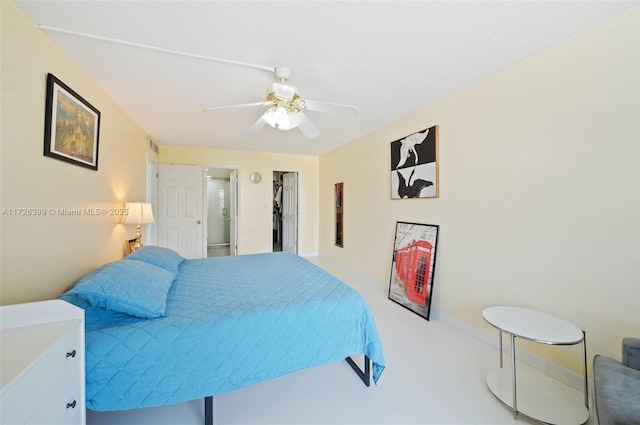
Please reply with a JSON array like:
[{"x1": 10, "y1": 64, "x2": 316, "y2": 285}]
[
  {"x1": 203, "y1": 64, "x2": 357, "y2": 139},
  {"x1": 273, "y1": 107, "x2": 290, "y2": 130},
  {"x1": 261, "y1": 107, "x2": 300, "y2": 131},
  {"x1": 261, "y1": 108, "x2": 277, "y2": 128}
]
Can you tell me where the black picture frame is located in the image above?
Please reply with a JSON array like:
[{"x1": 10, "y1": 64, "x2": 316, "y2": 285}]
[
  {"x1": 388, "y1": 221, "x2": 439, "y2": 321},
  {"x1": 44, "y1": 73, "x2": 101, "y2": 170},
  {"x1": 390, "y1": 125, "x2": 439, "y2": 199}
]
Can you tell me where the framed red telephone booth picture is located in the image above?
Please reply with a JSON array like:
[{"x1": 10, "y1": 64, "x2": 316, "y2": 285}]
[{"x1": 388, "y1": 221, "x2": 439, "y2": 320}]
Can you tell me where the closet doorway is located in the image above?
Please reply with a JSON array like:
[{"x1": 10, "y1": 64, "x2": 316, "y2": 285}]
[
  {"x1": 273, "y1": 171, "x2": 298, "y2": 254},
  {"x1": 206, "y1": 167, "x2": 238, "y2": 257}
]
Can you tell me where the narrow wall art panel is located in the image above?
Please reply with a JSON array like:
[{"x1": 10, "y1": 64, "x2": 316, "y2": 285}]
[
  {"x1": 335, "y1": 182, "x2": 343, "y2": 247},
  {"x1": 388, "y1": 221, "x2": 439, "y2": 321},
  {"x1": 390, "y1": 125, "x2": 438, "y2": 199}
]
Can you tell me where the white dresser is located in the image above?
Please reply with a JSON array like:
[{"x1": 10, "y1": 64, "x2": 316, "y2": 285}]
[{"x1": 0, "y1": 300, "x2": 85, "y2": 425}]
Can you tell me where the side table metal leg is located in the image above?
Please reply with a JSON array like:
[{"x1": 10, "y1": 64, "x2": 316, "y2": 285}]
[
  {"x1": 499, "y1": 330, "x2": 503, "y2": 368},
  {"x1": 511, "y1": 334, "x2": 518, "y2": 419},
  {"x1": 582, "y1": 331, "x2": 589, "y2": 408}
]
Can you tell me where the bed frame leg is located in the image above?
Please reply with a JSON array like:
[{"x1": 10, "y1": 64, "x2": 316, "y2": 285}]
[
  {"x1": 203, "y1": 358, "x2": 368, "y2": 425},
  {"x1": 345, "y1": 355, "x2": 370, "y2": 387},
  {"x1": 204, "y1": 396, "x2": 214, "y2": 425}
]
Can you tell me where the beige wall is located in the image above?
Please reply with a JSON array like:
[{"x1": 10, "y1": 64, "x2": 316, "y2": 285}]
[
  {"x1": 320, "y1": 6, "x2": 640, "y2": 366},
  {"x1": 0, "y1": 1, "x2": 153, "y2": 305},
  {"x1": 159, "y1": 146, "x2": 319, "y2": 256}
]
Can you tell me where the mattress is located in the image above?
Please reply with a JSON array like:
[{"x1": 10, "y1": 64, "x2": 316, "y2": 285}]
[{"x1": 61, "y1": 252, "x2": 385, "y2": 411}]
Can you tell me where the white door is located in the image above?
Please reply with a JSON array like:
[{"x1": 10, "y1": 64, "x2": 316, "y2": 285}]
[
  {"x1": 229, "y1": 170, "x2": 238, "y2": 255},
  {"x1": 158, "y1": 164, "x2": 205, "y2": 258},
  {"x1": 281, "y1": 172, "x2": 298, "y2": 254}
]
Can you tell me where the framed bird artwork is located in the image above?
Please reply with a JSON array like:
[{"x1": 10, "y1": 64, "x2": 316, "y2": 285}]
[{"x1": 390, "y1": 125, "x2": 439, "y2": 199}]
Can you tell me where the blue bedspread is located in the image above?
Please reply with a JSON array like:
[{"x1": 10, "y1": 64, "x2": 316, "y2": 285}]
[{"x1": 61, "y1": 252, "x2": 385, "y2": 411}]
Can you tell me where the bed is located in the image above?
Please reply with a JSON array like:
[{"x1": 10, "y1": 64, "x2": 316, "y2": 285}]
[{"x1": 59, "y1": 247, "x2": 385, "y2": 423}]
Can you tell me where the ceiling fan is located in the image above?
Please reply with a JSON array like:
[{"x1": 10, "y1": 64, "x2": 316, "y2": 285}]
[
  {"x1": 204, "y1": 67, "x2": 358, "y2": 140},
  {"x1": 36, "y1": 25, "x2": 359, "y2": 140}
]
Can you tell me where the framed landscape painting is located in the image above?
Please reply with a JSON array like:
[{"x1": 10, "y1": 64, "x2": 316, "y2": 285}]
[
  {"x1": 44, "y1": 73, "x2": 101, "y2": 170},
  {"x1": 390, "y1": 125, "x2": 438, "y2": 199},
  {"x1": 388, "y1": 221, "x2": 439, "y2": 321}
]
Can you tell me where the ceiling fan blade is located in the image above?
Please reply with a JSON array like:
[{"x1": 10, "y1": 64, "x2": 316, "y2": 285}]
[
  {"x1": 303, "y1": 100, "x2": 359, "y2": 118},
  {"x1": 297, "y1": 112, "x2": 320, "y2": 140},
  {"x1": 204, "y1": 101, "x2": 270, "y2": 112},
  {"x1": 244, "y1": 115, "x2": 267, "y2": 136}
]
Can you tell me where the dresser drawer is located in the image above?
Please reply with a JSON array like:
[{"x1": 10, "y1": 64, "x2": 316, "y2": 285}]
[
  {"x1": 26, "y1": 371, "x2": 83, "y2": 425},
  {"x1": 1, "y1": 325, "x2": 81, "y2": 424}
]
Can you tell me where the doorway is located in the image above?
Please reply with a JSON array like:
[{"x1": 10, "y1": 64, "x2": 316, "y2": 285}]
[
  {"x1": 273, "y1": 171, "x2": 298, "y2": 253},
  {"x1": 206, "y1": 167, "x2": 238, "y2": 257}
]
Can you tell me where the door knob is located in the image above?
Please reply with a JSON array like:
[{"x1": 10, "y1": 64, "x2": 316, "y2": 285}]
[{"x1": 197, "y1": 220, "x2": 202, "y2": 224}]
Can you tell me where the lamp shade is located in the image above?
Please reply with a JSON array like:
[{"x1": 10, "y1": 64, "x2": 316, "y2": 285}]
[
  {"x1": 261, "y1": 107, "x2": 302, "y2": 131},
  {"x1": 122, "y1": 202, "x2": 155, "y2": 224}
]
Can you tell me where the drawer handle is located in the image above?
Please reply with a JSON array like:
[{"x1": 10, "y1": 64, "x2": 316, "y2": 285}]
[
  {"x1": 66, "y1": 400, "x2": 77, "y2": 409},
  {"x1": 66, "y1": 350, "x2": 76, "y2": 358}
]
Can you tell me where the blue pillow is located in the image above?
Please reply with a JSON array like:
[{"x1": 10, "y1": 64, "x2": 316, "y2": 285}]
[
  {"x1": 65, "y1": 259, "x2": 177, "y2": 318},
  {"x1": 124, "y1": 245, "x2": 185, "y2": 275}
]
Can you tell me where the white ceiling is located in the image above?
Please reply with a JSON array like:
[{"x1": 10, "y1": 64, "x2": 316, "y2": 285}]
[{"x1": 16, "y1": 1, "x2": 636, "y2": 156}]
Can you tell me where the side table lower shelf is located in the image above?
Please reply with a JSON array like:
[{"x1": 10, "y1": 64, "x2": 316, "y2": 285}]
[{"x1": 486, "y1": 366, "x2": 589, "y2": 425}]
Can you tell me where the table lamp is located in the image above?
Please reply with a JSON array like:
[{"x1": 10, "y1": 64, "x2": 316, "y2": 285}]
[{"x1": 122, "y1": 202, "x2": 155, "y2": 252}]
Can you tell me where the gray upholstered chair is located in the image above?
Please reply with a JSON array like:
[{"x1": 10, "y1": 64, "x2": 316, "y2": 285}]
[{"x1": 592, "y1": 337, "x2": 640, "y2": 425}]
